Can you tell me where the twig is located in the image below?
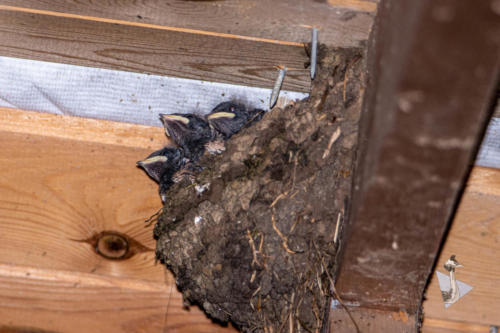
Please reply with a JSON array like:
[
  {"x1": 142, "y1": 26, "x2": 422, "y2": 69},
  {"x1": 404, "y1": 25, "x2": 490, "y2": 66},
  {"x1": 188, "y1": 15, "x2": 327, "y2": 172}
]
[
  {"x1": 316, "y1": 270, "x2": 324, "y2": 297},
  {"x1": 247, "y1": 229, "x2": 261, "y2": 266},
  {"x1": 320, "y1": 257, "x2": 360, "y2": 333},
  {"x1": 252, "y1": 285, "x2": 262, "y2": 299},
  {"x1": 272, "y1": 212, "x2": 297, "y2": 254},
  {"x1": 290, "y1": 215, "x2": 301, "y2": 234},
  {"x1": 333, "y1": 212, "x2": 342, "y2": 245},
  {"x1": 322, "y1": 127, "x2": 341, "y2": 159},
  {"x1": 144, "y1": 207, "x2": 163, "y2": 227},
  {"x1": 250, "y1": 270, "x2": 257, "y2": 283},
  {"x1": 291, "y1": 154, "x2": 298, "y2": 190},
  {"x1": 343, "y1": 55, "x2": 361, "y2": 103},
  {"x1": 270, "y1": 191, "x2": 289, "y2": 208},
  {"x1": 258, "y1": 232, "x2": 264, "y2": 252}
]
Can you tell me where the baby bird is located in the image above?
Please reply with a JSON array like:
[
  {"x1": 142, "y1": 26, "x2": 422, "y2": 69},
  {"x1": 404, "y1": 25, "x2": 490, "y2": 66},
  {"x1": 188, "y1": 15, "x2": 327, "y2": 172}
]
[
  {"x1": 207, "y1": 101, "x2": 265, "y2": 140},
  {"x1": 137, "y1": 147, "x2": 186, "y2": 203},
  {"x1": 160, "y1": 113, "x2": 214, "y2": 161}
]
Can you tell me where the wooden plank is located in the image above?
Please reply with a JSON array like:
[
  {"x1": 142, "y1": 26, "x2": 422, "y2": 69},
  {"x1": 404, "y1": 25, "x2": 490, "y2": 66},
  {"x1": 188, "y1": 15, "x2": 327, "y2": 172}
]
[
  {"x1": 0, "y1": 107, "x2": 167, "y2": 148},
  {"x1": 0, "y1": 111, "x2": 236, "y2": 332},
  {"x1": 334, "y1": 0, "x2": 500, "y2": 316},
  {"x1": 0, "y1": 0, "x2": 376, "y2": 47},
  {"x1": 422, "y1": 318, "x2": 490, "y2": 333},
  {"x1": 422, "y1": 167, "x2": 500, "y2": 327},
  {"x1": 328, "y1": 306, "x2": 417, "y2": 332},
  {"x1": 0, "y1": 264, "x2": 235, "y2": 333},
  {"x1": 0, "y1": 8, "x2": 310, "y2": 92},
  {"x1": 0, "y1": 129, "x2": 164, "y2": 282}
]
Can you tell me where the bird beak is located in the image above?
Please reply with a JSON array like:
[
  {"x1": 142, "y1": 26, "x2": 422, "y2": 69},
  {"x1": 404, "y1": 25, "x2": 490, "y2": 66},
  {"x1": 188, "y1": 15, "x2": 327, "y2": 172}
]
[
  {"x1": 137, "y1": 155, "x2": 168, "y2": 183},
  {"x1": 159, "y1": 114, "x2": 190, "y2": 141},
  {"x1": 207, "y1": 112, "x2": 235, "y2": 120},
  {"x1": 160, "y1": 114, "x2": 190, "y2": 125},
  {"x1": 137, "y1": 155, "x2": 168, "y2": 165}
]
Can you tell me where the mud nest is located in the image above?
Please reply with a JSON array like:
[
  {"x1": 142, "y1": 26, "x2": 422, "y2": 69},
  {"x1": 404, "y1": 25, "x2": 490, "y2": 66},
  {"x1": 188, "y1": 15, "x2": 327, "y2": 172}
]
[{"x1": 153, "y1": 46, "x2": 365, "y2": 332}]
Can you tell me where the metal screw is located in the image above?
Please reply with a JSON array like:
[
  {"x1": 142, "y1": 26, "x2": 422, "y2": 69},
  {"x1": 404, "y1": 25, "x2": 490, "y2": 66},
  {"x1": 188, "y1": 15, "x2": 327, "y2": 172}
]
[
  {"x1": 311, "y1": 27, "x2": 318, "y2": 80},
  {"x1": 270, "y1": 66, "x2": 287, "y2": 109}
]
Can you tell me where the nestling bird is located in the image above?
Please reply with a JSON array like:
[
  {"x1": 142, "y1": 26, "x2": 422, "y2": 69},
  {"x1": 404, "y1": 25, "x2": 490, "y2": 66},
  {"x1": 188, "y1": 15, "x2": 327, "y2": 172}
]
[
  {"x1": 146, "y1": 101, "x2": 266, "y2": 202},
  {"x1": 441, "y1": 254, "x2": 463, "y2": 304},
  {"x1": 159, "y1": 113, "x2": 214, "y2": 161},
  {"x1": 137, "y1": 147, "x2": 187, "y2": 203},
  {"x1": 207, "y1": 101, "x2": 266, "y2": 140}
]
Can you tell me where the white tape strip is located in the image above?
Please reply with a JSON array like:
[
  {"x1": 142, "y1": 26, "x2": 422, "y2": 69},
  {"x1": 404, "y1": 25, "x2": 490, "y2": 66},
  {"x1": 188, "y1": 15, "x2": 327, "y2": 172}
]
[
  {"x1": 476, "y1": 117, "x2": 500, "y2": 169},
  {"x1": 0, "y1": 56, "x2": 308, "y2": 127}
]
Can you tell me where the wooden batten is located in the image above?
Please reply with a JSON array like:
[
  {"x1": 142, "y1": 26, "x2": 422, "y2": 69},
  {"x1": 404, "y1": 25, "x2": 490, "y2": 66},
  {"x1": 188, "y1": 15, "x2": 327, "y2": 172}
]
[
  {"x1": 0, "y1": 0, "x2": 375, "y2": 46},
  {"x1": 0, "y1": 107, "x2": 167, "y2": 148},
  {"x1": 0, "y1": 263, "x2": 235, "y2": 333},
  {"x1": 0, "y1": 7, "x2": 310, "y2": 92}
]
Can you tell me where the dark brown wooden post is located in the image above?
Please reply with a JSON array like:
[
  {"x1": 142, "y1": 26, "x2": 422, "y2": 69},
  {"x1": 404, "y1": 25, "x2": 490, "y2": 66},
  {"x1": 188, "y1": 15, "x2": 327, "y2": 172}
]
[{"x1": 330, "y1": 0, "x2": 500, "y2": 331}]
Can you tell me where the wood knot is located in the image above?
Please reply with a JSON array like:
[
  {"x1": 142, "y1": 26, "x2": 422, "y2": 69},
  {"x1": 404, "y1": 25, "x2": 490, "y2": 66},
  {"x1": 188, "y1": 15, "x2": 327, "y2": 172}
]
[
  {"x1": 96, "y1": 231, "x2": 129, "y2": 260},
  {"x1": 74, "y1": 231, "x2": 153, "y2": 261}
]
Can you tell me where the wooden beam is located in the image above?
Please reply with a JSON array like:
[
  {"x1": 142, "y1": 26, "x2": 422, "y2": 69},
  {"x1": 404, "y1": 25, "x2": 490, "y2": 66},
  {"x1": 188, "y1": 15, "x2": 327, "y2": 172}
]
[
  {"x1": 334, "y1": 0, "x2": 500, "y2": 318},
  {"x1": 0, "y1": 0, "x2": 376, "y2": 47},
  {"x1": 0, "y1": 8, "x2": 310, "y2": 92}
]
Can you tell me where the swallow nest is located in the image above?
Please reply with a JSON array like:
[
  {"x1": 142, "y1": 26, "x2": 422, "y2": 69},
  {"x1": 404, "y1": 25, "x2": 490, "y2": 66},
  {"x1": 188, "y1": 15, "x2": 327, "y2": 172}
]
[{"x1": 152, "y1": 46, "x2": 364, "y2": 332}]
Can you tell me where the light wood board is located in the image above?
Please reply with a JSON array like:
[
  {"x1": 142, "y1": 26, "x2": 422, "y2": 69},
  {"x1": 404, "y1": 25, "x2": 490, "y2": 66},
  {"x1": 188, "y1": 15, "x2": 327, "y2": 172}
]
[
  {"x1": 422, "y1": 166, "x2": 500, "y2": 327},
  {"x1": 0, "y1": 111, "x2": 235, "y2": 332},
  {"x1": 0, "y1": 107, "x2": 167, "y2": 148},
  {"x1": 0, "y1": 264, "x2": 234, "y2": 333},
  {"x1": 0, "y1": 0, "x2": 376, "y2": 47}
]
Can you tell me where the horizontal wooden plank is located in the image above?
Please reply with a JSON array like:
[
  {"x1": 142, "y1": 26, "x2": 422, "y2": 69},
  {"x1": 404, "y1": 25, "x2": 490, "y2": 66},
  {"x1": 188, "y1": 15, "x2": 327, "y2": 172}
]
[
  {"x1": 0, "y1": 130, "x2": 164, "y2": 282},
  {"x1": 329, "y1": 306, "x2": 417, "y2": 332},
  {"x1": 422, "y1": 167, "x2": 500, "y2": 326},
  {"x1": 0, "y1": 0, "x2": 376, "y2": 47},
  {"x1": 0, "y1": 112, "x2": 237, "y2": 332},
  {"x1": 0, "y1": 264, "x2": 235, "y2": 333},
  {"x1": 0, "y1": 107, "x2": 167, "y2": 148},
  {"x1": 0, "y1": 8, "x2": 310, "y2": 92},
  {"x1": 422, "y1": 318, "x2": 490, "y2": 333}
]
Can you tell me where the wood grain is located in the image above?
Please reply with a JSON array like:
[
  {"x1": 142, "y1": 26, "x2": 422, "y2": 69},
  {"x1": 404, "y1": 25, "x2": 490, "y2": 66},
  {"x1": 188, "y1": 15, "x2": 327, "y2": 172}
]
[
  {"x1": 0, "y1": 130, "x2": 165, "y2": 282},
  {"x1": 0, "y1": 107, "x2": 168, "y2": 149},
  {"x1": 422, "y1": 318, "x2": 490, "y2": 333},
  {"x1": 0, "y1": 113, "x2": 237, "y2": 332},
  {"x1": 0, "y1": 9, "x2": 310, "y2": 92},
  {"x1": 0, "y1": 264, "x2": 235, "y2": 333},
  {"x1": 0, "y1": 0, "x2": 376, "y2": 47},
  {"x1": 329, "y1": 307, "x2": 417, "y2": 332},
  {"x1": 422, "y1": 167, "x2": 500, "y2": 326}
]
